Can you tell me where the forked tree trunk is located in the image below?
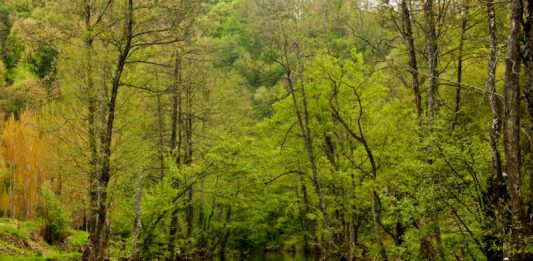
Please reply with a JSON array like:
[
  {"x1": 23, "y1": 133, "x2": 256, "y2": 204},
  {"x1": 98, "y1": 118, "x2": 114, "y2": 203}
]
[
  {"x1": 279, "y1": 27, "x2": 330, "y2": 243},
  {"x1": 82, "y1": 0, "x2": 134, "y2": 259},
  {"x1": 295, "y1": 42, "x2": 330, "y2": 229}
]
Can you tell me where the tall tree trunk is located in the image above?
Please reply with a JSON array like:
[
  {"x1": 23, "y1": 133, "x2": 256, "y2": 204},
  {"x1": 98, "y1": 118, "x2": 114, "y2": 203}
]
[
  {"x1": 279, "y1": 27, "x2": 330, "y2": 241},
  {"x1": 503, "y1": 0, "x2": 528, "y2": 257},
  {"x1": 185, "y1": 77, "x2": 194, "y2": 240},
  {"x1": 484, "y1": 0, "x2": 511, "y2": 259},
  {"x1": 219, "y1": 206, "x2": 232, "y2": 256},
  {"x1": 330, "y1": 88, "x2": 386, "y2": 259},
  {"x1": 186, "y1": 189, "x2": 193, "y2": 239},
  {"x1": 295, "y1": 43, "x2": 330, "y2": 228},
  {"x1": 82, "y1": 0, "x2": 134, "y2": 259},
  {"x1": 400, "y1": 0, "x2": 422, "y2": 118},
  {"x1": 295, "y1": 174, "x2": 313, "y2": 251},
  {"x1": 157, "y1": 93, "x2": 165, "y2": 182},
  {"x1": 170, "y1": 55, "x2": 182, "y2": 163},
  {"x1": 286, "y1": 67, "x2": 329, "y2": 226},
  {"x1": 168, "y1": 53, "x2": 182, "y2": 259},
  {"x1": 84, "y1": 0, "x2": 100, "y2": 236},
  {"x1": 421, "y1": 1, "x2": 445, "y2": 258},
  {"x1": 9, "y1": 163, "x2": 14, "y2": 218},
  {"x1": 523, "y1": 0, "x2": 533, "y2": 227},
  {"x1": 453, "y1": 2, "x2": 468, "y2": 129},
  {"x1": 371, "y1": 191, "x2": 387, "y2": 260},
  {"x1": 424, "y1": 0, "x2": 439, "y2": 117},
  {"x1": 300, "y1": 171, "x2": 315, "y2": 246},
  {"x1": 220, "y1": 187, "x2": 239, "y2": 256}
]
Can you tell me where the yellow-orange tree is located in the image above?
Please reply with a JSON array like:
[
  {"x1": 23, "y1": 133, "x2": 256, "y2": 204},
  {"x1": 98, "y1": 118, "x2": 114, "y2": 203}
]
[{"x1": 0, "y1": 112, "x2": 53, "y2": 219}]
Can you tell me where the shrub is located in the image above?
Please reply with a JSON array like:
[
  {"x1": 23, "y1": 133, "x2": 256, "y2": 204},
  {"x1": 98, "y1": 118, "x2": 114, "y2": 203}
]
[{"x1": 40, "y1": 183, "x2": 70, "y2": 244}]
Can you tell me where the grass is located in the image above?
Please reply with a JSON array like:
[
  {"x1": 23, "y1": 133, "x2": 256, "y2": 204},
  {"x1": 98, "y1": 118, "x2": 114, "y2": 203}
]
[
  {"x1": 0, "y1": 246, "x2": 82, "y2": 260},
  {"x1": 0, "y1": 218, "x2": 86, "y2": 260},
  {"x1": 65, "y1": 229, "x2": 88, "y2": 249},
  {"x1": 0, "y1": 254, "x2": 81, "y2": 261},
  {"x1": 0, "y1": 218, "x2": 31, "y2": 240},
  {"x1": 0, "y1": 240, "x2": 25, "y2": 255}
]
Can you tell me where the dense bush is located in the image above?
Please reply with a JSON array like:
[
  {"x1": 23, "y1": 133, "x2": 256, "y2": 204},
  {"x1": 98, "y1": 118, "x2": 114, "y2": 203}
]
[{"x1": 40, "y1": 183, "x2": 70, "y2": 244}]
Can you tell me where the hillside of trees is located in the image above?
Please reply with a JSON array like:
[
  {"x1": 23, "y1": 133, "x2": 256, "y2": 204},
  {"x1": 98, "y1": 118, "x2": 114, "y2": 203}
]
[{"x1": 0, "y1": 0, "x2": 532, "y2": 260}]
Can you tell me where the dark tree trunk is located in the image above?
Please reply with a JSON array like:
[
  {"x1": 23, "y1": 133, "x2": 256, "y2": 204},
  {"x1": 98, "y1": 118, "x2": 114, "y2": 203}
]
[
  {"x1": 483, "y1": 0, "x2": 511, "y2": 259},
  {"x1": 168, "y1": 53, "x2": 182, "y2": 259},
  {"x1": 170, "y1": 55, "x2": 183, "y2": 164},
  {"x1": 186, "y1": 190, "x2": 193, "y2": 239},
  {"x1": 329, "y1": 84, "x2": 386, "y2": 260},
  {"x1": 185, "y1": 75, "x2": 194, "y2": 240},
  {"x1": 220, "y1": 188, "x2": 239, "y2": 256},
  {"x1": 295, "y1": 43, "x2": 330, "y2": 228},
  {"x1": 296, "y1": 173, "x2": 314, "y2": 251},
  {"x1": 400, "y1": 0, "x2": 422, "y2": 118},
  {"x1": 523, "y1": 0, "x2": 533, "y2": 228},
  {"x1": 424, "y1": 0, "x2": 439, "y2": 117},
  {"x1": 503, "y1": 0, "x2": 528, "y2": 257},
  {"x1": 157, "y1": 94, "x2": 165, "y2": 182},
  {"x1": 285, "y1": 67, "x2": 323, "y2": 245},
  {"x1": 82, "y1": 0, "x2": 134, "y2": 259},
  {"x1": 279, "y1": 28, "x2": 330, "y2": 237},
  {"x1": 453, "y1": 2, "x2": 468, "y2": 129},
  {"x1": 421, "y1": 1, "x2": 445, "y2": 257},
  {"x1": 84, "y1": 0, "x2": 99, "y2": 237}
]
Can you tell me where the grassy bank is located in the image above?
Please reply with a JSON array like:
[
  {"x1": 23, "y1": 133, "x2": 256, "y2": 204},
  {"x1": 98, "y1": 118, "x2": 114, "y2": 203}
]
[{"x1": 0, "y1": 218, "x2": 87, "y2": 260}]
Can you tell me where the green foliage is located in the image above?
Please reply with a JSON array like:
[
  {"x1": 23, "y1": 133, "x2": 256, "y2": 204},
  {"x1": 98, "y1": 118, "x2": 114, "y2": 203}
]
[
  {"x1": 26, "y1": 46, "x2": 56, "y2": 79},
  {"x1": 1, "y1": 0, "x2": 532, "y2": 260},
  {"x1": 39, "y1": 183, "x2": 70, "y2": 244}
]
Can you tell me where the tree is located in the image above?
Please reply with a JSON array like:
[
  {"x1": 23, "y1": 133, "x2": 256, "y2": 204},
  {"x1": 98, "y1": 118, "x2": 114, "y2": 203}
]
[
  {"x1": 423, "y1": 0, "x2": 439, "y2": 117},
  {"x1": 400, "y1": 0, "x2": 422, "y2": 118},
  {"x1": 0, "y1": 113, "x2": 53, "y2": 219},
  {"x1": 502, "y1": 0, "x2": 531, "y2": 258}
]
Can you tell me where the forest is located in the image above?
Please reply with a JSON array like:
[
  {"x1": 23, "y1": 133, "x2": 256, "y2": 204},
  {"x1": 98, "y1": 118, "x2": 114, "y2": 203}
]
[{"x1": 0, "y1": 0, "x2": 532, "y2": 260}]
